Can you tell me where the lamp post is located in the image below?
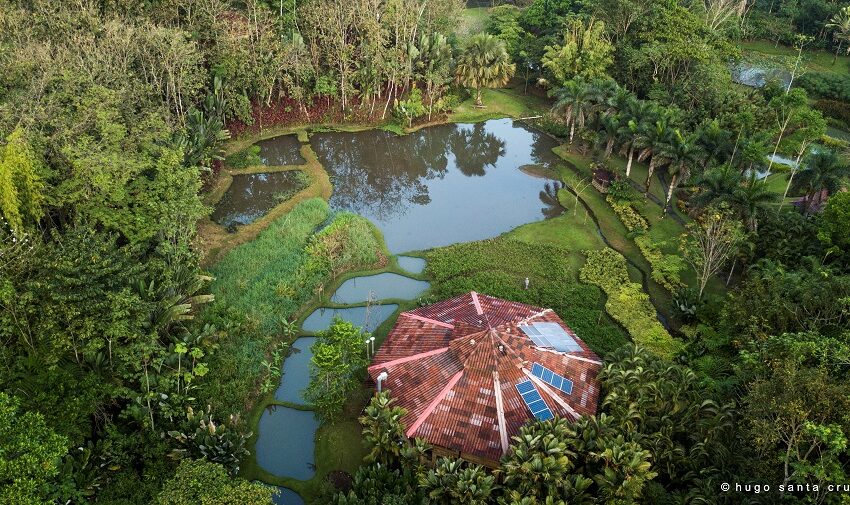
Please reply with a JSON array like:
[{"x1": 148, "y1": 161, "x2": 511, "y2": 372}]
[
  {"x1": 369, "y1": 336, "x2": 376, "y2": 356},
  {"x1": 365, "y1": 338, "x2": 371, "y2": 358}
]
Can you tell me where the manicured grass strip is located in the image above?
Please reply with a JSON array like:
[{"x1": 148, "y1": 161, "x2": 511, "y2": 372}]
[{"x1": 425, "y1": 238, "x2": 628, "y2": 357}]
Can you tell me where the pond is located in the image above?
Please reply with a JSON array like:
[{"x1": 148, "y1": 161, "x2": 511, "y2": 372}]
[
  {"x1": 309, "y1": 118, "x2": 565, "y2": 253},
  {"x1": 397, "y1": 256, "x2": 426, "y2": 274},
  {"x1": 274, "y1": 337, "x2": 317, "y2": 405},
  {"x1": 331, "y1": 273, "x2": 430, "y2": 304},
  {"x1": 731, "y1": 62, "x2": 791, "y2": 89},
  {"x1": 273, "y1": 487, "x2": 305, "y2": 505},
  {"x1": 255, "y1": 406, "x2": 320, "y2": 481},
  {"x1": 211, "y1": 171, "x2": 308, "y2": 228},
  {"x1": 256, "y1": 134, "x2": 306, "y2": 165},
  {"x1": 301, "y1": 304, "x2": 399, "y2": 334}
]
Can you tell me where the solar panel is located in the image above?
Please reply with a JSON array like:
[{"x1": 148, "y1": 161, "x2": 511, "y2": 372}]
[
  {"x1": 530, "y1": 362, "x2": 574, "y2": 395},
  {"x1": 533, "y1": 322, "x2": 582, "y2": 352},
  {"x1": 516, "y1": 380, "x2": 536, "y2": 395},
  {"x1": 515, "y1": 380, "x2": 554, "y2": 421},
  {"x1": 520, "y1": 323, "x2": 582, "y2": 352}
]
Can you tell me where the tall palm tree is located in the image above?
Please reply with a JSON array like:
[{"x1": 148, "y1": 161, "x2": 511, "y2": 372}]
[
  {"x1": 657, "y1": 129, "x2": 702, "y2": 213},
  {"x1": 617, "y1": 98, "x2": 653, "y2": 177},
  {"x1": 455, "y1": 34, "x2": 515, "y2": 107},
  {"x1": 635, "y1": 112, "x2": 672, "y2": 196},
  {"x1": 551, "y1": 79, "x2": 595, "y2": 143},
  {"x1": 695, "y1": 120, "x2": 733, "y2": 169},
  {"x1": 827, "y1": 6, "x2": 850, "y2": 64},
  {"x1": 690, "y1": 164, "x2": 742, "y2": 210},
  {"x1": 792, "y1": 149, "x2": 850, "y2": 213},
  {"x1": 598, "y1": 113, "x2": 621, "y2": 159},
  {"x1": 731, "y1": 174, "x2": 777, "y2": 231}
]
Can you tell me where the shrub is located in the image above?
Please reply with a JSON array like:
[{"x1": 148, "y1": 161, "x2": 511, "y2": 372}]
[
  {"x1": 580, "y1": 248, "x2": 681, "y2": 359},
  {"x1": 224, "y1": 145, "x2": 261, "y2": 169},
  {"x1": 635, "y1": 235, "x2": 685, "y2": 292},
  {"x1": 607, "y1": 197, "x2": 648, "y2": 234},
  {"x1": 796, "y1": 72, "x2": 850, "y2": 102},
  {"x1": 607, "y1": 180, "x2": 641, "y2": 204},
  {"x1": 305, "y1": 318, "x2": 370, "y2": 421},
  {"x1": 813, "y1": 99, "x2": 850, "y2": 128}
]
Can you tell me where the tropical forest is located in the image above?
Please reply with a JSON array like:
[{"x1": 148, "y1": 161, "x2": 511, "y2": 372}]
[{"x1": 2, "y1": 0, "x2": 850, "y2": 503}]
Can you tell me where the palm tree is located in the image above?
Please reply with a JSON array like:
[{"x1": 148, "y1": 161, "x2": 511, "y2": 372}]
[
  {"x1": 455, "y1": 34, "x2": 516, "y2": 107},
  {"x1": 416, "y1": 32, "x2": 453, "y2": 119},
  {"x1": 695, "y1": 120, "x2": 733, "y2": 169},
  {"x1": 657, "y1": 129, "x2": 702, "y2": 213},
  {"x1": 551, "y1": 79, "x2": 595, "y2": 143},
  {"x1": 730, "y1": 174, "x2": 777, "y2": 231},
  {"x1": 598, "y1": 113, "x2": 621, "y2": 159},
  {"x1": 690, "y1": 164, "x2": 743, "y2": 210},
  {"x1": 617, "y1": 98, "x2": 651, "y2": 177},
  {"x1": 827, "y1": 6, "x2": 850, "y2": 64},
  {"x1": 792, "y1": 149, "x2": 850, "y2": 213},
  {"x1": 635, "y1": 112, "x2": 672, "y2": 196}
]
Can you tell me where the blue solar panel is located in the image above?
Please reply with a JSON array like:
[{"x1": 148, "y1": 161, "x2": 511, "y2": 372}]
[
  {"x1": 535, "y1": 409, "x2": 554, "y2": 421},
  {"x1": 527, "y1": 399, "x2": 548, "y2": 413},
  {"x1": 531, "y1": 362, "x2": 574, "y2": 396},
  {"x1": 515, "y1": 380, "x2": 554, "y2": 421},
  {"x1": 521, "y1": 390, "x2": 542, "y2": 404},
  {"x1": 516, "y1": 380, "x2": 535, "y2": 395}
]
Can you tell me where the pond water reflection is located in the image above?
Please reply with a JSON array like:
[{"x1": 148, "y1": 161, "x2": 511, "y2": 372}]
[
  {"x1": 309, "y1": 118, "x2": 564, "y2": 253},
  {"x1": 211, "y1": 171, "x2": 307, "y2": 228}
]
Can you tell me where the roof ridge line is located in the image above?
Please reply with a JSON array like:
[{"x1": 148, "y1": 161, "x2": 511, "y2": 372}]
[
  {"x1": 406, "y1": 370, "x2": 464, "y2": 438},
  {"x1": 402, "y1": 312, "x2": 455, "y2": 329},
  {"x1": 492, "y1": 371, "x2": 509, "y2": 456},
  {"x1": 470, "y1": 291, "x2": 484, "y2": 316},
  {"x1": 367, "y1": 347, "x2": 450, "y2": 371},
  {"x1": 516, "y1": 308, "x2": 554, "y2": 326}
]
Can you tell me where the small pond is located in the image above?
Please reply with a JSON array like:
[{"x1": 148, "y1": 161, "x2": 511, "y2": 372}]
[
  {"x1": 211, "y1": 171, "x2": 308, "y2": 228},
  {"x1": 275, "y1": 337, "x2": 316, "y2": 405},
  {"x1": 301, "y1": 304, "x2": 399, "y2": 334},
  {"x1": 309, "y1": 118, "x2": 565, "y2": 253},
  {"x1": 256, "y1": 134, "x2": 306, "y2": 165},
  {"x1": 255, "y1": 406, "x2": 320, "y2": 480},
  {"x1": 731, "y1": 62, "x2": 791, "y2": 89},
  {"x1": 331, "y1": 273, "x2": 430, "y2": 304},
  {"x1": 273, "y1": 487, "x2": 305, "y2": 505},
  {"x1": 397, "y1": 256, "x2": 426, "y2": 274}
]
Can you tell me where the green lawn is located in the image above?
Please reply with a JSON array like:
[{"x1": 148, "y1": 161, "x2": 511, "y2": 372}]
[
  {"x1": 741, "y1": 40, "x2": 850, "y2": 76},
  {"x1": 507, "y1": 207, "x2": 607, "y2": 254},
  {"x1": 448, "y1": 87, "x2": 548, "y2": 123}
]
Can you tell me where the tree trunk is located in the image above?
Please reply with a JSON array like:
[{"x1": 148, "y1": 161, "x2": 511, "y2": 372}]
[
  {"x1": 778, "y1": 149, "x2": 804, "y2": 212},
  {"x1": 626, "y1": 145, "x2": 634, "y2": 177},
  {"x1": 569, "y1": 120, "x2": 576, "y2": 143},
  {"x1": 475, "y1": 87, "x2": 483, "y2": 107},
  {"x1": 664, "y1": 173, "x2": 677, "y2": 213},
  {"x1": 645, "y1": 158, "x2": 656, "y2": 195}
]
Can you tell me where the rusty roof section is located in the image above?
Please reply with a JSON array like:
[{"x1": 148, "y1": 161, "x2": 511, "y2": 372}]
[{"x1": 368, "y1": 292, "x2": 603, "y2": 463}]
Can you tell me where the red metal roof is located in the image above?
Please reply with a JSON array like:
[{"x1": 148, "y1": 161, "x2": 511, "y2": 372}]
[{"x1": 368, "y1": 292, "x2": 603, "y2": 462}]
